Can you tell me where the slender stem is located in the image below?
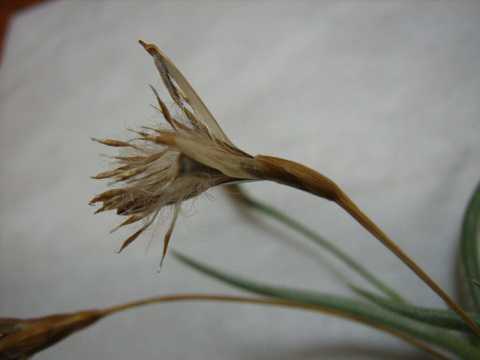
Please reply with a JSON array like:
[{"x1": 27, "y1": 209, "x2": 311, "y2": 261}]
[
  {"x1": 103, "y1": 292, "x2": 448, "y2": 360},
  {"x1": 175, "y1": 253, "x2": 480, "y2": 359},
  {"x1": 254, "y1": 154, "x2": 480, "y2": 337},
  {"x1": 336, "y1": 190, "x2": 480, "y2": 337},
  {"x1": 228, "y1": 185, "x2": 405, "y2": 302}
]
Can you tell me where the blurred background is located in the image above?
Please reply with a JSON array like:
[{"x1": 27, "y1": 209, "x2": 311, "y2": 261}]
[{"x1": 1, "y1": 1, "x2": 479, "y2": 359}]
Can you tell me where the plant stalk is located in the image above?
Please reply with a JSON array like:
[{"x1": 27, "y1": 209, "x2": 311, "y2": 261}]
[
  {"x1": 254, "y1": 154, "x2": 480, "y2": 336},
  {"x1": 105, "y1": 292, "x2": 447, "y2": 359},
  {"x1": 175, "y1": 252, "x2": 480, "y2": 359}
]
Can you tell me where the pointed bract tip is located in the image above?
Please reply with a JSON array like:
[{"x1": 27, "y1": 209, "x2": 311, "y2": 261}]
[{"x1": 138, "y1": 40, "x2": 158, "y2": 56}]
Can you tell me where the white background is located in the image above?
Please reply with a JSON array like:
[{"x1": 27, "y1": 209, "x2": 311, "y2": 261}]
[{"x1": 1, "y1": 1, "x2": 479, "y2": 359}]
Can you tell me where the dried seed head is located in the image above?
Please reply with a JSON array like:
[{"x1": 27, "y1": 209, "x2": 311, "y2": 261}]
[
  {"x1": 91, "y1": 41, "x2": 258, "y2": 263},
  {"x1": 0, "y1": 311, "x2": 103, "y2": 359}
]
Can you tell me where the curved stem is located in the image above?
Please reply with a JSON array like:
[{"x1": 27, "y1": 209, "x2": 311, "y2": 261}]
[
  {"x1": 175, "y1": 252, "x2": 480, "y2": 359},
  {"x1": 104, "y1": 292, "x2": 448, "y2": 360},
  {"x1": 254, "y1": 154, "x2": 480, "y2": 337},
  {"x1": 336, "y1": 189, "x2": 480, "y2": 336}
]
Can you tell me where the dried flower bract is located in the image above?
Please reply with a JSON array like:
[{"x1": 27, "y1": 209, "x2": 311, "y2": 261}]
[
  {"x1": 0, "y1": 311, "x2": 103, "y2": 359},
  {"x1": 91, "y1": 41, "x2": 258, "y2": 262}
]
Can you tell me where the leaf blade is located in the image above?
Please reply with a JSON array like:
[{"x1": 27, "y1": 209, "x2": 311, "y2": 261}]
[
  {"x1": 352, "y1": 286, "x2": 480, "y2": 332},
  {"x1": 460, "y1": 181, "x2": 480, "y2": 311},
  {"x1": 173, "y1": 251, "x2": 480, "y2": 359},
  {"x1": 226, "y1": 185, "x2": 405, "y2": 302}
]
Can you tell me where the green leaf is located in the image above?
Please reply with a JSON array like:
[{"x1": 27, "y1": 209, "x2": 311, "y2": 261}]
[
  {"x1": 352, "y1": 286, "x2": 480, "y2": 332},
  {"x1": 228, "y1": 186, "x2": 405, "y2": 302},
  {"x1": 174, "y1": 251, "x2": 480, "y2": 359},
  {"x1": 461, "y1": 181, "x2": 480, "y2": 312}
]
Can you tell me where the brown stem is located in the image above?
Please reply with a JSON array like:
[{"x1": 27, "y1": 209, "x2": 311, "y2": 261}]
[
  {"x1": 101, "y1": 293, "x2": 446, "y2": 359},
  {"x1": 254, "y1": 154, "x2": 480, "y2": 337},
  {"x1": 336, "y1": 191, "x2": 480, "y2": 336},
  {"x1": 1, "y1": 293, "x2": 445, "y2": 359}
]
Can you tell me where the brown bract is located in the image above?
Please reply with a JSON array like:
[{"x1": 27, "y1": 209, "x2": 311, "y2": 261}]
[
  {"x1": 0, "y1": 311, "x2": 103, "y2": 359},
  {"x1": 88, "y1": 41, "x2": 392, "y2": 266},
  {"x1": 91, "y1": 41, "x2": 259, "y2": 262}
]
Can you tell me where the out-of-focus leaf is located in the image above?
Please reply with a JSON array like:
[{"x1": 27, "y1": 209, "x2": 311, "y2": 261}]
[{"x1": 461, "y1": 182, "x2": 480, "y2": 312}]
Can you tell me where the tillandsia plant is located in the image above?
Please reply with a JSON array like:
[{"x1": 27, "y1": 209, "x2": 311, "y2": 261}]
[
  {"x1": 91, "y1": 40, "x2": 478, "y2": 335},
  {"x1": 2, "y1": 40, "x2": 480, "y2": 360},
  {"x1": 2, "y1": 40, "x2": 473, "y2": 359}
]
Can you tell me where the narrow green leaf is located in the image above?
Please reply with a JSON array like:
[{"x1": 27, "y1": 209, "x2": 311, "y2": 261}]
[
  {"x1": 228, "y1": 186, "x2": 405, "y2": 302},
  {"x1": 174, "y1": 251, "x2": 480, "y2": 359},
  {"x1": 352, "y1": 286, "x2": 480, "y2": 332},
  {"x1": 461, "y1": 181, "x2": 480, "y2": 311}
]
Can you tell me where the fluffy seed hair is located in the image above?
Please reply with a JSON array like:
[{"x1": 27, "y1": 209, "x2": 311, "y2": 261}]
[{"x1": 91, "y1": 41, "x2": 258, "y2": 263}]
